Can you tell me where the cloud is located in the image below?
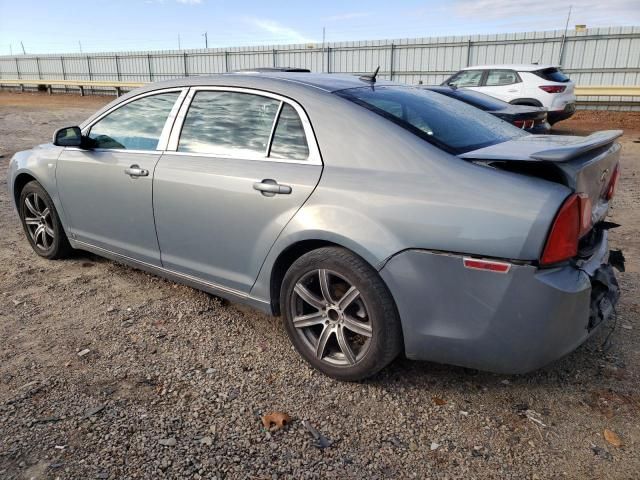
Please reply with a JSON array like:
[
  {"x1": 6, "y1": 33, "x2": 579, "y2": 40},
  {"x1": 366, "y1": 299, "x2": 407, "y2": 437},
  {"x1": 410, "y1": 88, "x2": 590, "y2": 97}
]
[
  {"x1": 453, "y1": 0, "x2": 640, "y2": 27},
  {"x1": 246, "y1": 18, "x2": 313, "y2": 43},
  {"x1": 323, "y1": 12, "x2": 372, "y2": 22}
]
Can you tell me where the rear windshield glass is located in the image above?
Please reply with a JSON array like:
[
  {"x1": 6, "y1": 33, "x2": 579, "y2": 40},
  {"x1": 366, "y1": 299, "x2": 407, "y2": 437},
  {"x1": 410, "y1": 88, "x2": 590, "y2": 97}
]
[
  {"x1": 336, "y1": 86, "x2": 526, "y2": 154},
  {"x1": 533, "y1": 68, "x2": 570, "y2": 83},
  {"x1": 430, "y1": 88, "x2": 507, "y2": 111}
]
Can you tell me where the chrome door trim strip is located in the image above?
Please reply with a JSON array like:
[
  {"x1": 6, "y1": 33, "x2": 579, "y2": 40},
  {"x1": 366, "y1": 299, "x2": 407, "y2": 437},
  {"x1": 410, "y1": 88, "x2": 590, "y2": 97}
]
[{"x1": 74, "y1": 239, "x2": 250, "y2": 299}]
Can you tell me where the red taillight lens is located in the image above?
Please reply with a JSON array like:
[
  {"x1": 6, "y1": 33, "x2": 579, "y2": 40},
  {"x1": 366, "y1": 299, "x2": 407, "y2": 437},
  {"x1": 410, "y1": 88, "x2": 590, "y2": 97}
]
[
  {"x1": 541, "y1": 194, "x2": 580, "y2": 265},
  {"x1": 513, "y1": 119, "x2": 534, "y2": 129},
  {"x1": 539, "y1": 85, "x2": 566, "y2": 93},
  {"x1": 605, "y1": 164, "x2": 620, "y2": 200}
]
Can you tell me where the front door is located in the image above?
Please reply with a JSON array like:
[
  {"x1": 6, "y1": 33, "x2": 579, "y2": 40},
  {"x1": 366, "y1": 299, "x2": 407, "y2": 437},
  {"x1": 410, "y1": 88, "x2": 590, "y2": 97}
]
[
  {"x1": 154, "y1": 89, "x2": 322, "y2": 292},
  {"x1": 56, "y1": 90, "x2": 184, "y2": 265}
]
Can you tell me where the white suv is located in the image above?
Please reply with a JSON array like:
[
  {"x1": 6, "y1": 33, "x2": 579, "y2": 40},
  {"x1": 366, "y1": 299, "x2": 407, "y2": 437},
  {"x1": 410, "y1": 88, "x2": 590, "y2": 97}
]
[{"x1": 443, "y1": 64, "x2": 576, "y2": 125}]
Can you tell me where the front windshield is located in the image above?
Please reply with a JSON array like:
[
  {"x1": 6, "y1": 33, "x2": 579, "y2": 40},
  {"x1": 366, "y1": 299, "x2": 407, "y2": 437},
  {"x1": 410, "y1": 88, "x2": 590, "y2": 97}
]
[{"x1": 336, "y1": 86, "x2": 527, "y2": 154}]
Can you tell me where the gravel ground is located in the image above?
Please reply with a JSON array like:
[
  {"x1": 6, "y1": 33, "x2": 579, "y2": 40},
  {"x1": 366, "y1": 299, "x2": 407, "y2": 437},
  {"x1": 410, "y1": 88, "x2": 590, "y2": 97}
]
[{"x1": 0, "y1": 92, "x2": 639, "y2": 479}]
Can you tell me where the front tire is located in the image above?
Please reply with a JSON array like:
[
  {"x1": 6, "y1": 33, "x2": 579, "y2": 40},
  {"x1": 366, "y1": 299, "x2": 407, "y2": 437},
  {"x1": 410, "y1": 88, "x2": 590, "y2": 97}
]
[
  {"x1": 18, "y1": 180, "x2": 72, "y2": 259},
  {"x1": 281, "y1": 247, "x2": 403, "y2": 381}
]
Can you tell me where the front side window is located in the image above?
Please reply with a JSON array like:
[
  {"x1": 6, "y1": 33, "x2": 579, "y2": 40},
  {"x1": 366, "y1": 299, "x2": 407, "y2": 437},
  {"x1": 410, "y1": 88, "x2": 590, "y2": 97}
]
[
  {"x1": 445, "y1": 70, "x2": 483, "y2": 87},
  {"x1": 337, "y1": 86, "x2": 527, "y2": 154},
  {"x1": 485, "y1": 70, "x2": 519, "y2": 86},
  {"x1": 270, "y1": 104, "x2": 309, "y2": 161},
  {"x1": 179, "y1": 91, "x2": 280, "y2": 156},
  {"x1": 88, "y1": 92, "x2": 180, "y2": 150}
]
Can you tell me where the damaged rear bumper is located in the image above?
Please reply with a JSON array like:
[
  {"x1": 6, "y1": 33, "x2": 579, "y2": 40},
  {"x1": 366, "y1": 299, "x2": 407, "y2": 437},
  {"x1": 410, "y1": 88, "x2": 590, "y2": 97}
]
[{"x1": 380, "y1": 231, "x2": 619, "y2": 374}]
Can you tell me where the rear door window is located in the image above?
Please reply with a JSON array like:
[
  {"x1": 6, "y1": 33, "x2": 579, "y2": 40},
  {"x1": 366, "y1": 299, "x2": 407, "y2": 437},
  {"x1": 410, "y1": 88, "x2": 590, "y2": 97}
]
[
  {"x1": 444, "y1": 70, "x2": 484, "y2": 87},
  {"x1": 533, "y1": 68, "x2": 570, "y2": 83},
  {"x1": 269, "y1": 103, "x2": 309, "y2": 161},
  {"x1": 178, "y1": 91, "x2": 280, "y2": 156},
  {"x1": 485, "y1": 70, "x2": 520, "y2": 86}
]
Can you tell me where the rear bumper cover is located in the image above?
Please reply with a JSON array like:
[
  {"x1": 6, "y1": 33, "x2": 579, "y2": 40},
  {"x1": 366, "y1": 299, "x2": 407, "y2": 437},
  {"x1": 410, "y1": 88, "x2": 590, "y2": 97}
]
[
  {"x1": 380, "y1": 233, "x2": 619, "y2": 374},
  {"x1": 548, "y1": 103, "x2": 576, "y2": 123}
]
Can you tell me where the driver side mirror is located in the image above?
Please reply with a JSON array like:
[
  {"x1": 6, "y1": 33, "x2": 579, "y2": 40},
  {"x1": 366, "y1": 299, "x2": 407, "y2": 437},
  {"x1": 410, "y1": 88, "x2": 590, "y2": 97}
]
[{"x1": 53, "y1": 126, "x2": 83, "y2": 147}]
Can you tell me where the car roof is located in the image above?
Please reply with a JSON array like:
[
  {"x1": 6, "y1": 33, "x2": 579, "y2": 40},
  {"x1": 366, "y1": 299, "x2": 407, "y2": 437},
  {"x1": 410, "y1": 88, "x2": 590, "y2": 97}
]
[
  {"x1": 134, "y1": 72, "x2": 396, "y2": 95},
  {"x1": 460, "y1": 64, "x2": 559, "y2": 72}
]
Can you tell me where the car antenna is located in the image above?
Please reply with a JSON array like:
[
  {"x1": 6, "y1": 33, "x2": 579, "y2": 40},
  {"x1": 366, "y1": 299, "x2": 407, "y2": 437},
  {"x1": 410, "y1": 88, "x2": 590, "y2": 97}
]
[{"x1": 359, "y1": 66, "x2": 380, "y2": 83}]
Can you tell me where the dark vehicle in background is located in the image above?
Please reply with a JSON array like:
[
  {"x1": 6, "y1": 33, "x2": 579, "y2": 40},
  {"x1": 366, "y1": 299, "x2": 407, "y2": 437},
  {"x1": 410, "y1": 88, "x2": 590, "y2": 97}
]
[{"x1": 425, "y1": 86, "x2": 550, "y2": 133}]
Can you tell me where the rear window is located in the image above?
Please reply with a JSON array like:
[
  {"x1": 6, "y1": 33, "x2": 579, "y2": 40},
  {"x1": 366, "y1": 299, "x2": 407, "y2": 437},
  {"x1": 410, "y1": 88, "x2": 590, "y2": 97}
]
[
  {"x1": 336, "y1": 86, "x2": 526, "y2": 154},
  {"x1": 533, "y1": 68, "x2": 570, "y2": 83}
]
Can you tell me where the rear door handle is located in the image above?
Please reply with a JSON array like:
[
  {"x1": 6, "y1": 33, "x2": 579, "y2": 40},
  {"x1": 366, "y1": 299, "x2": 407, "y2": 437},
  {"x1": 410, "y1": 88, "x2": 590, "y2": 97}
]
[
  {"x1": 124, "y1": 164, "x2": 149, "y2": 177},
  {"x1": 253, "y1": 179, "x2": 292, "y2": 196}
]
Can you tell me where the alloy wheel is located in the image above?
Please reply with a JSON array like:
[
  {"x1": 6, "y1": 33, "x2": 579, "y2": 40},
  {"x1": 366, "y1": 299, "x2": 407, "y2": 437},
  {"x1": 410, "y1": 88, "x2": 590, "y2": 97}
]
[
  {"x1": 290, "y1": 269, "x2": 373, "y2": 366},
  {"x1": 23, "y1": 192, "x2": 55, "y2": 251}
]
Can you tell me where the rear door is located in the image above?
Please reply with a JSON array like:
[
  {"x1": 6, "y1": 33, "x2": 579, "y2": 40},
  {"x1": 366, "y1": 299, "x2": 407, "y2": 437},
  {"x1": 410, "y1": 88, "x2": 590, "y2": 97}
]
[
  {"x1": 56, "y1": 89, "x2": 186, "y2": 265},
  {"x1": 153, "y1": 87, "x2": 322, "y2": 293},
  {"x1": 476, "y1": 69, "x2": 523, "y2": 101}
]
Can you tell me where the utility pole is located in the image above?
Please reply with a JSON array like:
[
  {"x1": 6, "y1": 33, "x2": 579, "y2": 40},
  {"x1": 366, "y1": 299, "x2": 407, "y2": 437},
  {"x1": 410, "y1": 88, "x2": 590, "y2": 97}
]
[
  {"x1": 203, "y1": 32, "x2": 208, "y2": 48},
  {"x1": 178, "y1": 34, "x2": 181, "y2": 50},
  {"x1": 79, "y1": 40, "x2": 83, "y2": 53},
  {"x1": 20, "y1": 41, "x2": 26, "y2": 54},
  {"x1": 558, "y1": 4, "x2": 572, "y2": 66}
]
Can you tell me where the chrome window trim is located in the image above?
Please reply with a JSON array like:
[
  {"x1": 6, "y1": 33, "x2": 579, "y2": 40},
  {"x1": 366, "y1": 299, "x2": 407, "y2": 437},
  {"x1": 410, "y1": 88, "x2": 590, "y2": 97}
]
[
  {"x1": 80, "y1": 87, "x2": 188, "y2": 153},
  {"x1": 166, "y1": 86, "x2": 322, "y2": 166}
]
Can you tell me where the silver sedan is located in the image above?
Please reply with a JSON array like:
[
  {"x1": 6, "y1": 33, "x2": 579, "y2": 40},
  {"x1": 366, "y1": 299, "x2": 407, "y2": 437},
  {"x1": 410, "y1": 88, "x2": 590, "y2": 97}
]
[{"x1": 8, "y1": 72, "x2": 621, "y2": 380}]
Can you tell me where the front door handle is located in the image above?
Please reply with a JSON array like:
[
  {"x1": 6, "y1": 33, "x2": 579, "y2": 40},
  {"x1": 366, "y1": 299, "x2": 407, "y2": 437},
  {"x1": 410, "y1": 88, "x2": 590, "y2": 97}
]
[
  {"x1": 253, "y1": 179, "x2": 292, "y2": 197},
  {"x1": 124, "y1": 164, "x2": 149, "y2": 177}
]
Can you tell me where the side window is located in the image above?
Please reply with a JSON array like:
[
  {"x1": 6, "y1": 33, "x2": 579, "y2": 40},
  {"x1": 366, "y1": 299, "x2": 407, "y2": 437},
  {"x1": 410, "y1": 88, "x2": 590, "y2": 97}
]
[
  {"x1": 269, "y1": 104, "x2": 309, "y2": 161},
  {"x1": 178, "y1": 91, "x2": 280, "y2": 156},
  {"x1": 485, "y1": 70, "x2": 519, "y2": 86},
  {"x1": 446, "y1": 70, "x2": 483, "y2": 87},
  {"x1": 88, "y1": 92, "x2": 180, "y2": 150}
]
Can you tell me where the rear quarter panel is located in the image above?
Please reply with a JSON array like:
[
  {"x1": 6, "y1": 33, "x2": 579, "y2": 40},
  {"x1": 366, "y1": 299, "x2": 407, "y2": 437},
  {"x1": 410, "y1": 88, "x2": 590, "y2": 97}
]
[{"x1": 249, "y1": 92, "x2": 570, "y2": 303}]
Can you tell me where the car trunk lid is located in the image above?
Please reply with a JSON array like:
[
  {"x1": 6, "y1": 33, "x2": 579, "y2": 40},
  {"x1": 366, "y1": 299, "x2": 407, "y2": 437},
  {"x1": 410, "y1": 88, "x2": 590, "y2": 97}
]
[{"x1": 459, "y1": 130, "x2": 623, "y2": 225}]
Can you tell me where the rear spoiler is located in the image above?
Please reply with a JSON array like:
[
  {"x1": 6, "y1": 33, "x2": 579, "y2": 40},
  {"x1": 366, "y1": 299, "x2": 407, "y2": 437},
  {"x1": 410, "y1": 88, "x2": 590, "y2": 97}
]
[
  {"x1": 459, "y1": 130, "x2": 623, "y2": 163},
  {"x1": 530, "y1": 130, "x2": 623, "y2": 162}
]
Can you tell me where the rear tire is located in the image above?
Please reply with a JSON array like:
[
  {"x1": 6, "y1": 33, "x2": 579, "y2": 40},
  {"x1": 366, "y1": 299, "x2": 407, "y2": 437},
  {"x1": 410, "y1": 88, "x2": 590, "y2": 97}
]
[
  {"x1": 281, "y1": 247, "x2": 403, "y2": 381},
  {"x1": 18, "y1": 180, "x2": 73, "y2": 260}
]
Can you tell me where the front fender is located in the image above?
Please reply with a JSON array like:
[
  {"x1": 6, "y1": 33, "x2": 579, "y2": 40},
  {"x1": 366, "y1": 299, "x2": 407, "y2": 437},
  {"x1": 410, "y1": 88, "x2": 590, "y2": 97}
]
[{"x1": 8, "y1": 144, "x2": 66, "y2": 222}]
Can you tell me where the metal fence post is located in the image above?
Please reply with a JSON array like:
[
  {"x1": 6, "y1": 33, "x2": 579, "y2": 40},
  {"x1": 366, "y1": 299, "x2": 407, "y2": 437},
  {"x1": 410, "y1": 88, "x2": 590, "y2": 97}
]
[
  {"x1": 147, "y1": 53, "x2": 153, "y2": 82},
  {"x1": 466, "y1": 39, "x2": 472, "y2": 67},
  {"x1": 272, "y1": 49, "x2": 277, "y2": 68},
  {"x1": 35, "y1": 56, "x2": 42, "y2": 79},
  {"x1": 15, "y1": 57, "x2": 21, "y2": 79},
  {"x1": 225, "y1": 51, "x2": 229, "y2": 72},
  {"x1": 389, "y1": 43, "x2": 395, "y2": 81},
  {"x1": 61, "y1": 56, "x2": 68, "y2": 93},
  {"x1": 86, "y1": 56, "x2": 92, "y2": 80},
  {"x1": 115, "y1": 54, "x2": 121, "y2": 81},
  {"x1": 183, "y1": 52, "x2": 188, "y2": 77},
  {"x1": 327, "y1": 46, "x2": 331, "y2": 74}
]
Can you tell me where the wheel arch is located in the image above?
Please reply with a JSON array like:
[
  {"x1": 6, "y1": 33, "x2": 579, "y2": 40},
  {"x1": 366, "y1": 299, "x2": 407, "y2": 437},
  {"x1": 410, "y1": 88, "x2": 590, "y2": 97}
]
[
  {"x1": 269, "y1": 238, "x2": 388, "y2": 316},
  {"x1": 509, "y1": 98, "x2": 543, "y2": 107},
  {"x1": 13, "y1": 172, "x2": 39, "y2": 206}
]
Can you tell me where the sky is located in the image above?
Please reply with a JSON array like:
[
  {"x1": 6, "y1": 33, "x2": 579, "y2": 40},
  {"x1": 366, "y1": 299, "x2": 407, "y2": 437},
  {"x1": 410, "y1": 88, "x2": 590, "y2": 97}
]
[{"x1": 1, "y1": 0, "x2": 639, "y2": 55}]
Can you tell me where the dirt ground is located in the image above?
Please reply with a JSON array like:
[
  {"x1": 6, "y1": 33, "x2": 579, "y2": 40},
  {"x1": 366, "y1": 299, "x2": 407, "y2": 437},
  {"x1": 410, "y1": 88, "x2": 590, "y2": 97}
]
[{"x1": 0, "y1": 91, "x2": 639, "y2": 479}]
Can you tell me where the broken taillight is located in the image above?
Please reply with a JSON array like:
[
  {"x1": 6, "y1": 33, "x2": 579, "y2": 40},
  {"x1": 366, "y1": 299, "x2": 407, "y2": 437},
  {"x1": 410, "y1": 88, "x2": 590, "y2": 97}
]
[{"x1": 540, "y1": 193, "x2": 592, "y2": 265}]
